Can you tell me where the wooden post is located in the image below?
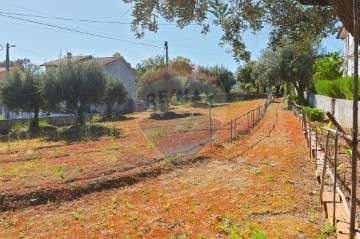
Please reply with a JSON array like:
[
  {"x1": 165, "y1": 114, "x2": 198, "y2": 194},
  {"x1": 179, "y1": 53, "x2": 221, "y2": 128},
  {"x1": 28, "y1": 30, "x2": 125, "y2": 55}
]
[
  {"x1": 350, "y1": 0, "x2": 359, "y2": 232},
  {"x1": 333, "y1": 129, "x2": 339, "y2": 227},
  {"x1": 303, "y1": 107, "x2": 309, "y2": 147},
  {"x1": 320, "y1": 130, "x2": 331, "y2": 204}
]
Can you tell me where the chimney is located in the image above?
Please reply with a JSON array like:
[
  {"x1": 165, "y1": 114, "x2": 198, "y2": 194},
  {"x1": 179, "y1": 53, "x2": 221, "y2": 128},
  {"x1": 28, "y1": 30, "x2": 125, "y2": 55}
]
[{"x1": 67, "y1": 52, "x2": 72, "y2": 58}]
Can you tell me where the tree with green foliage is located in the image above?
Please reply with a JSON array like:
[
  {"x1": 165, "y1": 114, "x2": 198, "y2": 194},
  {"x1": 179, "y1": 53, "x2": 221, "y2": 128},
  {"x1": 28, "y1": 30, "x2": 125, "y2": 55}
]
[
  {"x1": 251, "y1": 49, "x2": 281, "y2": 93},
  {"x1": 103, "y1": 76, "x2": 128, "y2": 118},
  {"x1": 236, "y1": 62, "x2": 257, "y2": 92},
  {"x1": 208, "y1": 65, "x2": 235, "y2": 93},
  {"x1": 169, "y1": 57, "x2": 193, "y2": 76},
  {"x1": 112, "y1": 52, "x2": 121, "y2": 58},
  {"x1": 135, "y1": 54, "x2": 165, "y2": 83},
  {"x1": 276, "y1": 45, "x2": 316, "y2": 98},
  {"x1": 123, "y1": 0, "x2": 337, "y2": 62},
  {"x1": 0, "y1": 66, "x2": 44, "y2": 128},
  {"x1": 312, "y1": 52, "x2": 343, "y2": 84},
  {"x1": 252, "y1": 44, "x2": 316, "y2": 98},
  {"x1": 0, "y1": 58, "x2": 32, "y2": 70},
  {"x1": 43, "y1": 60, "x2": 106, "y2": 125}
]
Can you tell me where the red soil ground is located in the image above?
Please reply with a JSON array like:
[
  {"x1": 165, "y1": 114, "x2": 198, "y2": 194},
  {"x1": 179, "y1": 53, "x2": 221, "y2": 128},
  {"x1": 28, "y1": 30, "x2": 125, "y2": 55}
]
[{"x1": 0, "y1": 101, "x2": 332, "y2": 238}]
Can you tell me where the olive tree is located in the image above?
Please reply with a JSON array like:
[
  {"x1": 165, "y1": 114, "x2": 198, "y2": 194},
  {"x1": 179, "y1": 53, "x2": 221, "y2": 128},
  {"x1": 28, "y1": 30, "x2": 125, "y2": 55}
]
[
  {"x1": 252, "y1": 45, "x2": 316, "y2": 98},
  {"x1": 0, "y1": 66, "x2": 44, "y2": 128},
  {"x1": 43, "y1": 60, "x2": 106, "y2": 125},
  {"x1": 123, "y1": 0, "x2": 337, "y2": 62},
  {"x1": 103, "y1": 76, "x2": 128, "y2": 118}
]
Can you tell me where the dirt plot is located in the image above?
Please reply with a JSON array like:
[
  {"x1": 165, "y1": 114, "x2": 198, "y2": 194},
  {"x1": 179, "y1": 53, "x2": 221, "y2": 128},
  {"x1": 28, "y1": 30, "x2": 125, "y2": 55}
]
[
  {"x1": 0, "y1": 101, "x2": 332, "y2": 238},
  {"x1": 0, "y1": 100, "x2": 264, "y2": 209}
]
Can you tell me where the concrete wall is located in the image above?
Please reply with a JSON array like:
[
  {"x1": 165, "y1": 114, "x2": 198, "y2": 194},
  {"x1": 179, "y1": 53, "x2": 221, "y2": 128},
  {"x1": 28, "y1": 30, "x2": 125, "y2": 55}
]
[
  {"x1": 104, "y1": 59, "x2": 135, "y2": 113},
  {"x1": 105, "y1": 60, "x2": 135, "y2": 100},
  {"x1": 0, "y1": 115, "x2": 76, "y2": 134},
  {"x1": 308, "y1": 93, "x2": 360, "y2": 128}
]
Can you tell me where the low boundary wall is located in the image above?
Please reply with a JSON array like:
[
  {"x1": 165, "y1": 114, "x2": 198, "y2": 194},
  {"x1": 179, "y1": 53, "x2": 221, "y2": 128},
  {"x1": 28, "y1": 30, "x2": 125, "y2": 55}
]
[
  {"x1": 0, "y1": 115, "x2": 76, "y2": 134},
  {"x1": 308, "y1": 93, "x2": 360, "y2": 128}
]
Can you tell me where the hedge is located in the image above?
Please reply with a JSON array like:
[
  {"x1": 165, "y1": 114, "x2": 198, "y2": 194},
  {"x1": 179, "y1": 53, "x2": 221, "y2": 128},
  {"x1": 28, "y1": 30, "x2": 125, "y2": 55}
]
[{"x1": 314, "y1": 76, "x2": 356, "y2": 100}]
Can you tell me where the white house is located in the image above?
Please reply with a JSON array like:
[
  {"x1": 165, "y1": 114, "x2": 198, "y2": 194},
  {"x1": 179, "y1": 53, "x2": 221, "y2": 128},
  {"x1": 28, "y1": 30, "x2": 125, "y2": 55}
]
[
  {"x1": 336, "y1": 26, "x2": 359, "y2": 76},
  {"x1": 43, "y1": 54, "x2": 136, "y2": 113}
]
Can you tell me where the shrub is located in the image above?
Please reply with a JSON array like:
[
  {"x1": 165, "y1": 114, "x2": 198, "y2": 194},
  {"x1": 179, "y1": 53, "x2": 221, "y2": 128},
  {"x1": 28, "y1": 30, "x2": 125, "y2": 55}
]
[
  {"x1": 304, "y1": 107, "x2": 324, "y2": 122},
  {"x1": 315, "y1": 76, "x2": 358, "y2": 100},
  {"x1": 287, "y1": 94, "x2": 307, "y2": 106}
]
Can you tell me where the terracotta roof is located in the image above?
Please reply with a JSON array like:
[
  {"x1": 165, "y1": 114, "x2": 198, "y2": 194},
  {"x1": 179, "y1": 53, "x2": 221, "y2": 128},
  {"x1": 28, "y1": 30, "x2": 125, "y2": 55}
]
[
  {"x1": 42, "y1": 55, "x2": 92, "y2": 66},
  {"x1": 42, "y1": 55, "x2": 135, "y2": 74},
  {"x1": 93, "y1": 57, "x2": 119, "y2": 66}
]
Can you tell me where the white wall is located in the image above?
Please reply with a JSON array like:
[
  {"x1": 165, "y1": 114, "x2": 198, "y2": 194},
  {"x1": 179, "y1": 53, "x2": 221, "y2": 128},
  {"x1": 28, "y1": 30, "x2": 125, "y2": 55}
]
[
  {"x1": 308, "y1": 93, "x2": 360, "y2": 128},
  {"x1": 104, "y1": 59, "x2": 135, "y2": 100}
]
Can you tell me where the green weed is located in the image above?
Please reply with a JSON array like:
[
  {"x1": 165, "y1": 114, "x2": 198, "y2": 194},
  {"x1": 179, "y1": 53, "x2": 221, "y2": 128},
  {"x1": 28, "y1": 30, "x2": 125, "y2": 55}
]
[
  {"x1": 163, "y1": 201, "x2": 171, "y2": 211},
  {"x1": 75, "y1": 165, "x2": 84, "y2": 173},
  {"x1": 321, "y1": 222, "x2": 336, "y2": 236},
  {"x1": 54, "y1": 165, "x2": 69, "y2": 183},
  {"x1": 253, "y1": 169, "x2": 262, "y2": 175},
  {"x1": 265, "y1": 174, "x2": 274, "y2": 181},
  {"x1": 164, "y1": 156, "x2": 175, "y2": 165},
  {"x1": 125, "y1": 200, "x2": 133, "y2": 209}
]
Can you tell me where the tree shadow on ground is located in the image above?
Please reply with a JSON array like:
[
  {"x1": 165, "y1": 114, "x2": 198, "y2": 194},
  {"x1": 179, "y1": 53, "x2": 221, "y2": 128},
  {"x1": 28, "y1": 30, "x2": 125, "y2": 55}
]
[
  {"x1": 149, "y1": 111, "x2": 204, "y2": 120},
  {"x1": 0, "y1": 123, "x2": 124, "y2": 143}
]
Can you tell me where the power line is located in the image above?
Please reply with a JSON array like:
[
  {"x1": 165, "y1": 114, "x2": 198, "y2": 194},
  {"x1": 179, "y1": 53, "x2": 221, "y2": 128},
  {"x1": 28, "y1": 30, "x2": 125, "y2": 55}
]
[
  {"x1": 0, "y1": 11, "x2": 194, "y2": 26},
  {"x1": 0, "y1": 13, "x2": 163, "y2": 49},
  {"x1": 15, "y1": 46, "x2": 48, "y2": 59}
]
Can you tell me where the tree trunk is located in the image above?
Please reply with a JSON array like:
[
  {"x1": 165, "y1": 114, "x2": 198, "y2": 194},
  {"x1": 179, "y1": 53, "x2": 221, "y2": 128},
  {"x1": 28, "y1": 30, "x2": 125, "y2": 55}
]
[
  {"x1": 77, "y1": 104, "x2": 85, "y2": 125},
  {"x1": 106, "y1": 103, "x2": 113, "y2": 119},
  {"x1": 31, "y1": 106, "x2": 40, "y2": 128},
  {"x1": 262, "y1": 85, "x2": 267, "y2": 93},
  {"x1": 294, "y1": 84, "x2": 305, "y2": 99}
]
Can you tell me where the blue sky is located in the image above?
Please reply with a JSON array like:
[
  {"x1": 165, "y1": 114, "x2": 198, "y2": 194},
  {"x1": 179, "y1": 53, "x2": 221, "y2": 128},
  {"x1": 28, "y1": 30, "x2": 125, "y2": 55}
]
[{"x1": 0, "y1": 0, "x2": 343, "y2": 73}]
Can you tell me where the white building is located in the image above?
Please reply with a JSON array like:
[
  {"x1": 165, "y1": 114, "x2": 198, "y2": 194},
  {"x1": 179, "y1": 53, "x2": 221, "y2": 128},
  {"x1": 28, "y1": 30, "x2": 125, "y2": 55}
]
[
  {"x1": 337, "y1": 26, "x2": 359, "y2": 76},
  {"x1": 44, "y1": 54, "x2": 136, "y2": 113}
]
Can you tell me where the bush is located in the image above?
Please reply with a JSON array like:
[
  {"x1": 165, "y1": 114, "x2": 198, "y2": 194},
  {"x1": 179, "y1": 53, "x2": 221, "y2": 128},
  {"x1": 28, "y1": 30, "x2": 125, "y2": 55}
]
[
  {"x1": 315, "y1": 76, "x2": 357, "y2": 100},
  {"x1": 287, "y1": 94, "x2": 307, "y2": 106},
  {"x1": 304, "y1": 107, "x2": 325, "y2": 122}
]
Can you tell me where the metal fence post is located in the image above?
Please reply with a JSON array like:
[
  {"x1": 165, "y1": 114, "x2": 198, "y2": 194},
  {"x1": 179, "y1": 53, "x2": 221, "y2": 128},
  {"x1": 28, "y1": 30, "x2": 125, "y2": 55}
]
[
  {"x1": 230, "y1": 120, "x2": 233, "y2": 143},
  {"x1": 234, "y1": 118, "x2": 237, "y2": 139},
  {"x1": 247, "y1": 112, "x2": 250, "y2": 130},
  {"x1": 209, "y1": 102, "x2": 212, "y2": 150},
  {"x1": 252, "y1": 110, "x2": 254, "y2": 128}
]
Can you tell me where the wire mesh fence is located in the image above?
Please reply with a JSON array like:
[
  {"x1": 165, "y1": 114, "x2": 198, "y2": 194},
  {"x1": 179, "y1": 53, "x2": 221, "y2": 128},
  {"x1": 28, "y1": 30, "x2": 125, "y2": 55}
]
[{"x1": 209, "y1": 98, "x2": 272, "y2": 148}]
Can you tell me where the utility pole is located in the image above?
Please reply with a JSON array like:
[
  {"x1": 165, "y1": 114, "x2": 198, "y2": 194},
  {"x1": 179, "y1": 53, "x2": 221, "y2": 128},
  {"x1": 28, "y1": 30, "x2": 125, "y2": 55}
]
[
  {"x1": 5, "y1": 43, "x2": 15, "y2": 73},
  {"x1": 4, "y1": 43, "x2": 15, "y2": 119},
  {"x1": 165, "y1": 41, "x2": 169, "y2": 66},
  {"x1": 350, "y1": 0, "x2": 359, "y2": 237}
]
